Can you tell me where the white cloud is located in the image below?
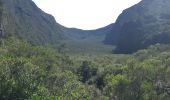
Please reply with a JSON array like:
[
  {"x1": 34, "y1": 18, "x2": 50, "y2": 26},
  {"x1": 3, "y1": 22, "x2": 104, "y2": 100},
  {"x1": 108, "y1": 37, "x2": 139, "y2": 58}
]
[{"x1": 33, "y1": 0, "x2": 141, "y2": 30}]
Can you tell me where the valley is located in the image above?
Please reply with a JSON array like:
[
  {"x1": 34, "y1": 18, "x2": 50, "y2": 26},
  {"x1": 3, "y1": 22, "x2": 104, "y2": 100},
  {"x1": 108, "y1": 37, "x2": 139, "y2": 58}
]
[{"x1": 0, "y1": 0, "x2": 170, "y2": 100}]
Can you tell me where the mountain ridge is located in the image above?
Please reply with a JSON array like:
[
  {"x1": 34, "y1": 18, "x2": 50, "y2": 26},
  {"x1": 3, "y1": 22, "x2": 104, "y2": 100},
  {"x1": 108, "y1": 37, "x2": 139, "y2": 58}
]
[
  {"x1": 60, "y1": 23, "x2": 114, "y2": 41},
  {"x1": 0, "y1": 0, "x2": 113, "y2": 49}
]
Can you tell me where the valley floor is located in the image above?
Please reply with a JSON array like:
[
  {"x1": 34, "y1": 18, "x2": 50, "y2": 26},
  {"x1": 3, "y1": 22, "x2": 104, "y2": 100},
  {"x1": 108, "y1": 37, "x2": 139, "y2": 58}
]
[
  {"x1": 58, "y1": 35, "x2": 115, "y2": 54},
  {"x1": 1, "y1": 37, "x2": 170, "y2": 100}
]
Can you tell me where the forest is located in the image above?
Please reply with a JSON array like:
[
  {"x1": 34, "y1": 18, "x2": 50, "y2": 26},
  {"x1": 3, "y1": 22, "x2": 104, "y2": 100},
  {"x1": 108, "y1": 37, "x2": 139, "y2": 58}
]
[
  {"x1": 1, "y1": 0, "x2": 170, "y2": 100},
  {"x1": 1, "y1": 37, "x2": 170, "y2": 100}
]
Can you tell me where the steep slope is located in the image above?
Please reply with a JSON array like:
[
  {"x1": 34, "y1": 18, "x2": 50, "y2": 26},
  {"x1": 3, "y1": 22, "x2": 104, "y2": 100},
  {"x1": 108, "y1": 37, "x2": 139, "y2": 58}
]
[
  {"x1": 1, "y1": 0, "x2": 64, "y2": 44},
  {"x1": 105, "y1": 0, "x2": 170, "y2": 53},
  {"x1": 1, "y1": 0, "x2": 114, "y2": 49}
]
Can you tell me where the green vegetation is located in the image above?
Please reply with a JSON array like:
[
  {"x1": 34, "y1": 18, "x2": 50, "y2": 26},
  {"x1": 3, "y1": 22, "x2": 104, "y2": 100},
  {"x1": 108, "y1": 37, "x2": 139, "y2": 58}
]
[
  {"x1": 1, "y1": 37, "x2": 170, "y2": 100},
  {"x1": 1, "y1": 0, "x2": 170, "y2": 100},
  {"x1": 58, "y1": 39, "x2": 114, "y2": 55}
]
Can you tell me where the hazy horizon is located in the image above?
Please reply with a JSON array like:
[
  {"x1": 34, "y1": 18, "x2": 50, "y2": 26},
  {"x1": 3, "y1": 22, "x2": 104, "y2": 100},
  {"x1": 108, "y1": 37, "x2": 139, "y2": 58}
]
[{"x1": 32, "y1": 0, "x2": 141, "y2": 30}]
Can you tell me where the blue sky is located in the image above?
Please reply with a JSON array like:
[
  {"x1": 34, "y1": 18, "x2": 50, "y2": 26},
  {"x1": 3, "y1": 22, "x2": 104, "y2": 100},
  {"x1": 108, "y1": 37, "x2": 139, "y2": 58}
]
[{"x1": 32, "y1": 0, "x2": 141, "y2": 30}]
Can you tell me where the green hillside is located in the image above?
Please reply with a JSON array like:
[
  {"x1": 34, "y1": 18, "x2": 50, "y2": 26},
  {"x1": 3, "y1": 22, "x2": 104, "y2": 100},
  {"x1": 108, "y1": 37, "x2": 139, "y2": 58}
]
[
  {"x1": 1, "y1": 0, "x2": 64, "y2": 44},
  {"x1": 105, "y1": 0, "x2": 170, "y2": 53}
]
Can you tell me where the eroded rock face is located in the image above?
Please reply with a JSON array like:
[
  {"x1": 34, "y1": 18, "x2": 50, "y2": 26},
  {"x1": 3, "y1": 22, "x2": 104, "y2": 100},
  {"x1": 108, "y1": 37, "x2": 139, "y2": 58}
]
[{"x1": 105, "y1": 0, "x2": 170, "y2": 53}]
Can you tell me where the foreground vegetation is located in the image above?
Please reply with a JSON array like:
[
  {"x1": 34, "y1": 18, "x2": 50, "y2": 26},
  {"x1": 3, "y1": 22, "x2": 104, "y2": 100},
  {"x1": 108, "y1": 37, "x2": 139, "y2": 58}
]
[{"x1": 0, "y1": 37, "x2": 170, "y2": 100}]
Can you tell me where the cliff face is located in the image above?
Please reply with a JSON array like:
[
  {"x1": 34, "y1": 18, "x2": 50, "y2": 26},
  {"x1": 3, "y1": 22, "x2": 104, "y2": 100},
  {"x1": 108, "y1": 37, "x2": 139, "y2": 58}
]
[
  {"x1": 105, "y1": 0, "x2": 170, "y2": 53},
  {"x1": 1, "y1": 0, "x2": 64, "y2": 44}
]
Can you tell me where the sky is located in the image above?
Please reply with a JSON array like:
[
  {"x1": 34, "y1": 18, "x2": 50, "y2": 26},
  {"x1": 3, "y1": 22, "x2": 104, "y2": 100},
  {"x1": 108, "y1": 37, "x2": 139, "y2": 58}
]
[{"x1": 32, "y1": 0, "x2": 141, "y2": 30}]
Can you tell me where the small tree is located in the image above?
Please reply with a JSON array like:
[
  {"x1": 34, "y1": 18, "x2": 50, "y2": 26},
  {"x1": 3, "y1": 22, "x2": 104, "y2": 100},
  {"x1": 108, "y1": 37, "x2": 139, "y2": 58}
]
[{"x1": 78, "y1": 61, "x2": 97, "y2": 83}]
